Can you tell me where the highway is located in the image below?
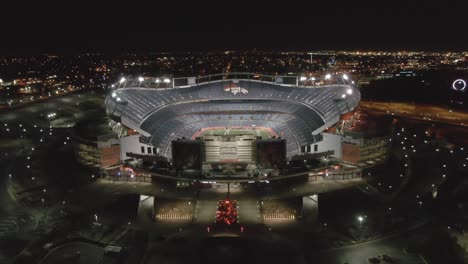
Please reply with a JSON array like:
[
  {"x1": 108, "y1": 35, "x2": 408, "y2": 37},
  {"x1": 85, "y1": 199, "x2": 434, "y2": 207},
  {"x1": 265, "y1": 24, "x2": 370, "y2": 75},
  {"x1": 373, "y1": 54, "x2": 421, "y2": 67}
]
[{"x1": 360, "y1": 100, "x2": 468, "y2": 127}]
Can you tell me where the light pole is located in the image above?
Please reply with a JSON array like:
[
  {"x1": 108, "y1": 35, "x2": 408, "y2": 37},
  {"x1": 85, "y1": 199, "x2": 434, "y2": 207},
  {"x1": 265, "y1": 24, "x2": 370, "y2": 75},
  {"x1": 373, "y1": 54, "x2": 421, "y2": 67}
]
[
  {"x1": 356, "y1": 215, "x2": 365, "y2": 240},
  {"x1": 357, "y1": 215, "x2": 364, "y2": 226},
  {"x1": 308, "y1": 52, "x2": 317, "y2": 65}
]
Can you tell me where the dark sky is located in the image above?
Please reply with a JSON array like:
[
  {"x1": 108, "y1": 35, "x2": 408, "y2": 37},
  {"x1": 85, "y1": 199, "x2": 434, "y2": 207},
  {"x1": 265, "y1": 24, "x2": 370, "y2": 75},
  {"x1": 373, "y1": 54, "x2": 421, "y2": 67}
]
[{"x1": 1, "y1": 2, "x2": 467, "y2": 54}]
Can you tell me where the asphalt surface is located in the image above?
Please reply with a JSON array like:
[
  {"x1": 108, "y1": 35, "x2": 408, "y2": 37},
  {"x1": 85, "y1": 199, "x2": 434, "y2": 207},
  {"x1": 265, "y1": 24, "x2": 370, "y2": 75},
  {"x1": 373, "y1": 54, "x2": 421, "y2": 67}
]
[
  {"x1": 311, "y1": 231, "x2": 425, "y2": 264},
  {"x1": 194, "y1": 200, "x2": 217, "y2": 224},
  {"x1": 39, "y1": 241, "x2": 104, "y2": 264}
]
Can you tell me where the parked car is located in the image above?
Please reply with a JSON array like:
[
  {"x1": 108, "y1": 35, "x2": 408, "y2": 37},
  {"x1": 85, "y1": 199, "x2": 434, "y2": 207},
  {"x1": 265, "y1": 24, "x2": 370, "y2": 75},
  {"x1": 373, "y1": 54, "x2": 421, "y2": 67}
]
[{"x1": 379, "y1": 254, "x2": 395, "y2": 262}]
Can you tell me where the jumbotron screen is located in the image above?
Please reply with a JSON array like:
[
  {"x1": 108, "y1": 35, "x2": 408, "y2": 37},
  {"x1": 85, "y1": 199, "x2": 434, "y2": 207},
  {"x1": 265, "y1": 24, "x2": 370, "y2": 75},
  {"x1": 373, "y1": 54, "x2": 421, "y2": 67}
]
[
  {"x1": 171, "y1": 140, "x2": 202, "y2": 170},
  {"x1": 256, "y1": 139, "x2": 286, "y2": 168}
]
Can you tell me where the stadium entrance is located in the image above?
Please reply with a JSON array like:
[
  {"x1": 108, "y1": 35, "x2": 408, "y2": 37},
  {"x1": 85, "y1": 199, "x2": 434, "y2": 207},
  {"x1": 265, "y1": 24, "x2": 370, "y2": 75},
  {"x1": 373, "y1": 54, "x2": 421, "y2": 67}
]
[{"x1": 171, "y1": 127, "x2": 286, "y2": 178}]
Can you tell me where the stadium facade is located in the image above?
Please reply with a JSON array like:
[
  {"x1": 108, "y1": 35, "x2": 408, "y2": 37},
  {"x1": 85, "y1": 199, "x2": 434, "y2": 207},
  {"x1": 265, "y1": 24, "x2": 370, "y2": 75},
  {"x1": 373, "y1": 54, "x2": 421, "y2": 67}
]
[{"x1": 105, "y1": 73, "x2": 360, "y2": 162}]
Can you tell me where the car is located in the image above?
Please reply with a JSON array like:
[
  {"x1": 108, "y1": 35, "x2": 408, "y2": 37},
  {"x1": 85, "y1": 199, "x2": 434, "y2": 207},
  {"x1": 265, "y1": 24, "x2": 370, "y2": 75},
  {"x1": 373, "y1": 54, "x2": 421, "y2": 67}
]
[
  {"x1": 104, "y1": 245, "x2": 123, "y2": 257},
  {"x1": 368, "y1": 257, "x2": 381, "y2": 263},
  {"x1": 378, "y1": 254, "x2": 394, "y2": 262}
]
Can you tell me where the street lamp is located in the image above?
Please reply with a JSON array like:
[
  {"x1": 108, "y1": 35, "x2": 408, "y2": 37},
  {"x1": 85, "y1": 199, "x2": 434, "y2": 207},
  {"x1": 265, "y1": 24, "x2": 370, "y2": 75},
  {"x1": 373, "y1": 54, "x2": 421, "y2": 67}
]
[{"x1": 357, "y1": 215, "x2": 364, "y2": 225}]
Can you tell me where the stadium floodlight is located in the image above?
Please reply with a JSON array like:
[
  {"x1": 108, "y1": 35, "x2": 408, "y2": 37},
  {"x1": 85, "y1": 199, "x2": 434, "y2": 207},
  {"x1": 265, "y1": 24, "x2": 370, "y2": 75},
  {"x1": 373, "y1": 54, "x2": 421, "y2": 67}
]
[
  {"x1": 111, "y1": 92, "x2": 117, "y2": 98},
  {"x1": 119, "y1": 77, "x2": 126, "y2": 83},
  {"x1": 155, "y1": 78, "x2": 161, "y2": 83},
  {"x1": 163, "y1": 78, "x2": 171, "y2": 83},
  {"x1": 299, "y1": 76, "x2": 307, "y2": 81},
  {"x1": 116, "y1": 97, "x2": 121, "y2": 102},
  {"x1": 138, "y1": 76, "x2": 144, "y2": 82},
  {"x1": 347, "y1": 88, "x2": 353, "y2": 95},
  {"x1": 310, "y1": 77, "x2": 316, "y2": 81},
  {"x1": 343, "y1": 74, "x2": 349, "y2": 80},
  {"x1": 341, "y1": 94, "x2": 346, "y2": 98},
  {"x1": 325, "y1": 74, "x2": 331, "y2": 80}
]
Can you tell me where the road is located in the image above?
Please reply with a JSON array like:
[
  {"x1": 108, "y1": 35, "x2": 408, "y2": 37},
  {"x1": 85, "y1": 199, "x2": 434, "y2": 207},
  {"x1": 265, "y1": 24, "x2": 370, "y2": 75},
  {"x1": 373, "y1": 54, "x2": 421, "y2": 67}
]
[
  {"x1": 90, "y1": 177, "x2": 364, "y2": 201},
  {"x1": 39, "y1": 241, "x2": 104, "y2": 264},
  {"x1": 194, "y1": 200, "x2": 217, "y2": 224},
  {"x1": 236, "y1": 199, "x2": 260, "y2": 224},
  {"x1": 360, "y1": 101, "x2": 468, "y2": 128}
]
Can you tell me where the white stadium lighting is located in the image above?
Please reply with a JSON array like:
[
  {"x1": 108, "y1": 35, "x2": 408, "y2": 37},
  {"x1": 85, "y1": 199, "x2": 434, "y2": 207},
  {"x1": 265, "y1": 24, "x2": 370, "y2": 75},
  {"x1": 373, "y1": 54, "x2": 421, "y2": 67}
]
[
  {"x1": 111, "y1": 92, "x2": 117, "y2": 98},
  {"x1": 116, "y1": 97, "x2": 121, "y2": 102},
  {"x1": 325, "y1": 74, "x2": 331, "y2": 80},
  {"x1": 341, "y1": 94, "x2": 346, "y2": 98},
  {"x1": 119, "y1": 77, "x2": 126, "y2": 84},
  {"x1": 300, "y1": 76, "x2": 307, "y2": 81},
  {"x1": 343, "y1": 74, "x2": 349, "y2": 80},
  {"x1": 310, "y1": 77, "x2": 316, "y2": 81},
  {"x1": 347, "y1": 88, "x2": 353, "y2": 95},
  {"x1": 163, "y1": 78, "x2": 171, "y2": 83},
  {"x1": 138, "y1": 77, "x2": 144, "y2": 82},
  {"x1": 155, "y1": 78, "x2": 161, "y2": 83}
]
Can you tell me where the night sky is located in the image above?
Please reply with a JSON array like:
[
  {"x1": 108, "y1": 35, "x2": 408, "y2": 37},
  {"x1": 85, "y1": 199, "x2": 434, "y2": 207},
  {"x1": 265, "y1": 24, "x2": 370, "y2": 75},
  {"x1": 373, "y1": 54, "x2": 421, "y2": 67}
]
[{"x1": 1, "y1": 3, "x2": 467, "y2": 54}]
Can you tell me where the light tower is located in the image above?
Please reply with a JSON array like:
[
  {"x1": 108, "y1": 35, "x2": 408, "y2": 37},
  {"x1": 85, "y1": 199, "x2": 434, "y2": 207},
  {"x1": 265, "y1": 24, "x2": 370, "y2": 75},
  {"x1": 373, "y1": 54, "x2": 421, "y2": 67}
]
[{"x1": 308, "y1": 52, "x2": 318, "y2": 65}]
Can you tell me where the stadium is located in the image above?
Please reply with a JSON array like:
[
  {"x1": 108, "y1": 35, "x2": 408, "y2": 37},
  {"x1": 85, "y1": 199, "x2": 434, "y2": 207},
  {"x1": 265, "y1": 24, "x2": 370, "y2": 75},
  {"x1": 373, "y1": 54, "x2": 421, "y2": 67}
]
[{"x1": 105, "y1": 73, "x2": 360, "y2": 178}]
